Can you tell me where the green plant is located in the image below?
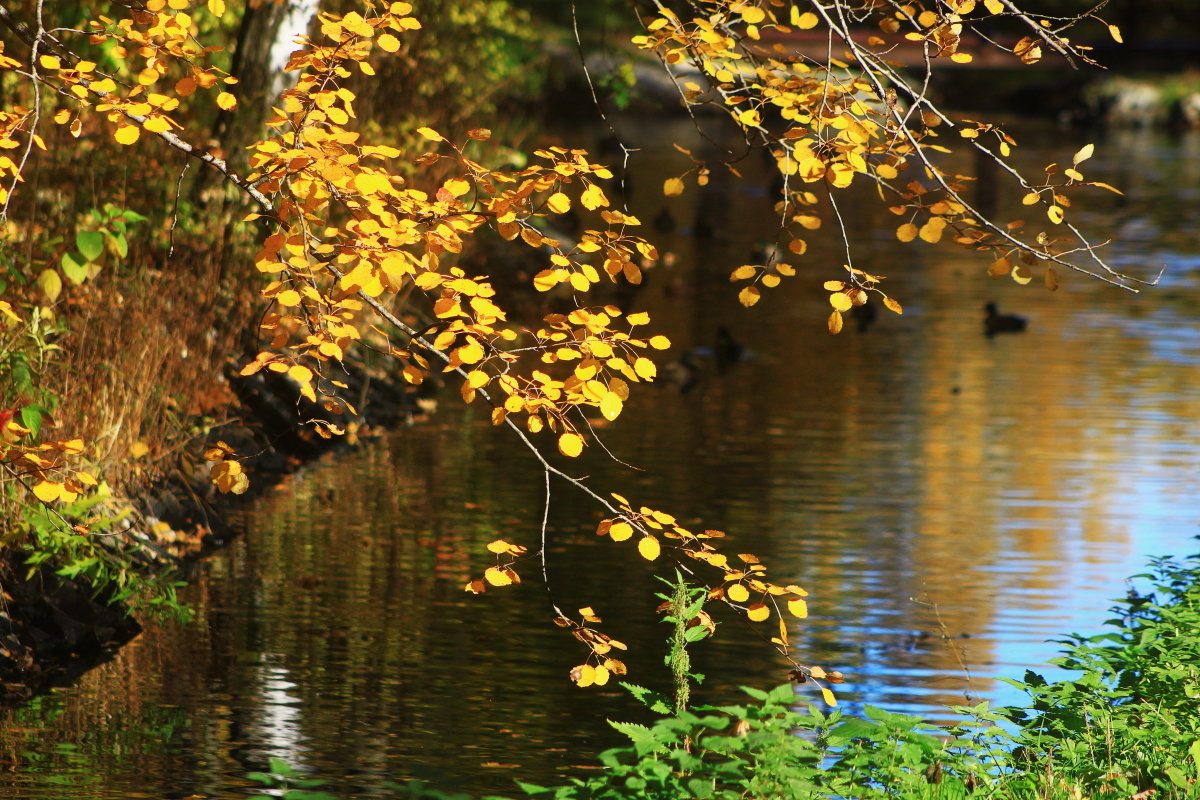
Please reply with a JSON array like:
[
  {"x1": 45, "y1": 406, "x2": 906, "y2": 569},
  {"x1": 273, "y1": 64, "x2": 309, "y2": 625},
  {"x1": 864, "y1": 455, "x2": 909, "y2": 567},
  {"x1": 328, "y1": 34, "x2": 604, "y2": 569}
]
[
  {"x1": 57, "y1": 203, "x2": 147, "y2": 287},
  {"x1": 18, "y1": 484, "x2": 190, "y2": 621},
  {"x1": 999, "y1": 554, "x2": 1200, "y2": 798},
  {"x1": 246, "y1": 758, "x2": 339, "y2": 800}
]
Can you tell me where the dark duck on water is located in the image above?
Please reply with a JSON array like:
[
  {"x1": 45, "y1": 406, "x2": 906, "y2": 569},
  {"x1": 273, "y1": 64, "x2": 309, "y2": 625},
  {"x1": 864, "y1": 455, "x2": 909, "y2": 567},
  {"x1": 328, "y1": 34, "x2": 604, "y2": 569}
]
[{"x1": 984, "y1": 302, "x2": 1027, "y2": 337}]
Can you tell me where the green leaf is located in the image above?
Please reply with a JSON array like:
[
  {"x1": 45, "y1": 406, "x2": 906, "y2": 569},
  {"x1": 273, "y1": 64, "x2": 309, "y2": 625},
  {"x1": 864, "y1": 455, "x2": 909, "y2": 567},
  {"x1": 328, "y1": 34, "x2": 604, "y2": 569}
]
[
  {"x1": 76, "y1": 230, "x2": 104, "y2": 262},
  {"x1": 111, "y1": 232, "x2": 128, "y2": 258},
  {"x1": 20, "y1": 404, "x2": 47, "y2": 438},
  {"x1": 62, "y1": 251, "x2": 88, "y2": 285}
]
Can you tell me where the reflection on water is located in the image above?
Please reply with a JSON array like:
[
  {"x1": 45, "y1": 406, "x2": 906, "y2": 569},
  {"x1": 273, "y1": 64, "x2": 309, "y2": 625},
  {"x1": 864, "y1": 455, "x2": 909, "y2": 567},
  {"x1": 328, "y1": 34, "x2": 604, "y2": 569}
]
[{"x1": 2, "y1": 122, "x2": 1200, "y2": 798}]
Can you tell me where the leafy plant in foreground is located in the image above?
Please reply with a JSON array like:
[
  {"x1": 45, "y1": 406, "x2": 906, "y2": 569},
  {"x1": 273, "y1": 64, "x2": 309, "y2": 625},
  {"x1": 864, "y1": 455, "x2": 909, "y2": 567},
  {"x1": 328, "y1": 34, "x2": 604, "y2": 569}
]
[{"x1": 1000, "y1": 553, "x2": 1200, "y2": 798}]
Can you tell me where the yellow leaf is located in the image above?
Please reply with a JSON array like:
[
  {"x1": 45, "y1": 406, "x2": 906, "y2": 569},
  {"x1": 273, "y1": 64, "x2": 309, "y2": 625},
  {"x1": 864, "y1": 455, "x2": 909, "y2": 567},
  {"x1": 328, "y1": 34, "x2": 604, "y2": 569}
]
[
  {"x1": 792, "y1": 9, "x2": 819, "y2": 28},
  {"x1": 918, "y1": 217, "x2": 946, "y2": 243},
  {"x1": 626, "y1": 312, "x2": 650, "y2": 325},
  {"x1": 444, "y1": 178, "x2": 470, "y2": 197},
  {"x1": 37, "y1": 269, "x2": 62, "y2": 303},
  {"x1": 276, "y1": 289, "x2": 301, "y2": 306},
  {"x1": 38, "y1": 55, "x2": 61, "y2": 70},
  {"x1": 609, "y1": 521, "x2": 633, "y2": 542},
  {"x1": 829, "y1": 292, "x2": 852, "y2": 312},
  {"x1": 600, "y1": 391, "x2": 623, "y2": 421},
  {"x1": 649, "y1": 335, "x2": 670, "y2": 350},
  {"x1": 592, "y1": 664, "x2": 611, "y2": 686},
  {"x1": 580, "y1": 184, "x2": 608, "y2": 210},
  {"x1": 737, "y1": 107, "x2": 762, "y2": 127},
  {"x1": 1072, "y1": 143, "x2": 1094, "y2": 165},
  {"x1": 633, "y1": 357, "x2": 657, "y2": 380},
  {"x1": 456, "y1": 340, "x2": 484, "y2": 364},
  {"x1": 746, "y1": 603, "x2": 770, "y2": 622},
  {"x1": 637, "y1": 535, "x2": 661, "y2": 561},
  {"x1": 1047, "y1": 205, "x2": 1064, "y2": 224},
  {"x1": 821, "y1": 687, "x2": 838, "y2": 706},
  {"x1": 738, "y1": 286, "x2": 761, "y2": 307},
  {"x1": 484, "y1": 566, "x2": 512, "y2": 586},
  {"x1": 547, "y1": 192, "x2": 571, "y2": 214},
  {"x1": 377, "y1": 32, "x2": 401, "y2": 52},
  {"x1": 741, "y1": 5, "x2": 765, "y2": 24},
  {"x1": 731, "y1": 265, "x2": 758, "y2": 281},
  {"x1": 466, "y1": 370, "x2": 489, "y2": 389},
  {"x1": 573, "y1": 663, "x2": 595, "y2": 687},
  {"x1": 983, "y1": 0, "x2": 1003, "y2": 12},
  {"x1": 896, "y1": 223, "x2": 918, "y2": 242},
  {"x1": 416, "y1": 126, "x2": 443, "y2": 141},
  {"x1": 1021, "y1": 192, "x2": 1040, "y2": 205},
  {"x1": 788, "y1": 598, "x2": 808, "y2": 618},
  {"x1": 114, "y1": 125, "x2": 140, "y2": 145},
  {"x1": 883, "y1": 297, "x2": 903, "y2": 315},
  {"x1": 207, "y1": 0, "x2": 225, "y2": 15},
  {"x1": 1108, "y1": 23, "x2": 1123, "y2": 43},
  {"x1": 217, "y1": 91, "x2": 237, "y2": 111},
  {"x1": 486, "y1": 539, "x2": 512, "y2": 553},
  {"x1": 32, "y1": 481, "x2": 61, "y2": 503},
  {"x1": 663, "y1": 177, "x2": 685, "y2": 197},
  {"x1": 727, "y1": 583, "x2": 750, "y2": 603},
  {"x1": 827, "y1": 311, "x2": 843, "y2": 334},
  {"x1": 559, "y1": 432, "x2": 584, "y2": 457},
  {"x1": 130, "y1": 441, "x2": 150, "y2": 458}
]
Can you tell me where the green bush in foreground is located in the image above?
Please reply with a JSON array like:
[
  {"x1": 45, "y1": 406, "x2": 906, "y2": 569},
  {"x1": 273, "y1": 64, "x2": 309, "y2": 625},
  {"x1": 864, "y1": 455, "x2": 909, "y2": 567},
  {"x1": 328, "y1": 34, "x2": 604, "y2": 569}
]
[{"x1": 245, "y1": 554, "x2": 1200, "y2": 799}]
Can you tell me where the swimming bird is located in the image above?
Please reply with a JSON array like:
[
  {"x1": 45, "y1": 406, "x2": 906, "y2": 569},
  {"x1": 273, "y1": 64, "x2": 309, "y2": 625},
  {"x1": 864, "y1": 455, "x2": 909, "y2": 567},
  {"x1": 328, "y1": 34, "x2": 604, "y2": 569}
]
[{"x1": 984, "y1": 302, "x2": 1027, "y2": 337}]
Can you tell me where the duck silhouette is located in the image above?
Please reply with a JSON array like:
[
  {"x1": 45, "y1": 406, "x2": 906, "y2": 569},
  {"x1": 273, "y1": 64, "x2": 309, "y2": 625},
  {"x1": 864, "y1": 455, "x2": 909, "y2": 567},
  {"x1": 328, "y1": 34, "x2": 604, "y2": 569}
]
[{"x1": 984, "y1": 302, "x2": 1027, "y2": 337}]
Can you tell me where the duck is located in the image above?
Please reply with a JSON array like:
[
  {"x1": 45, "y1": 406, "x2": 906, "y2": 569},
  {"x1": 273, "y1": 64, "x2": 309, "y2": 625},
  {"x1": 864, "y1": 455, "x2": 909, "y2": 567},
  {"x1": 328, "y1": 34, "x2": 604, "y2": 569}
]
[{"x1": 984, "y1": 302, "x2": 1027, "y2": 337}]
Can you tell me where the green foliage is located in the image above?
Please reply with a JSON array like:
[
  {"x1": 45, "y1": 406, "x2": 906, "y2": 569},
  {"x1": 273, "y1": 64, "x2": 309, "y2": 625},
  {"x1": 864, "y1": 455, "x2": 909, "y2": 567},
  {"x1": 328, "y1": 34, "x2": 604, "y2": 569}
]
[
  {"x1": 17, "y1": 486, "x2": 190, "y2": 621},
  {"x1": 58, "y1": 204, "x2": 146, "y2": 287},
  {"x1": 516, "y1": 684, "x2": 1001, "y2": 800},
  {"x1": 998, "y1": 553, "x2": 1200, "y2": 798}
]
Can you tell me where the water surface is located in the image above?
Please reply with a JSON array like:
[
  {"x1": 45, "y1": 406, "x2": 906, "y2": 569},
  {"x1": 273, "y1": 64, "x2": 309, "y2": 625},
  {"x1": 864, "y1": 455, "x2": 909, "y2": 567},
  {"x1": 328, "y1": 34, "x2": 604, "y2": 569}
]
[{"x1": 2, "y1": 122, "x2": 1198, "y2": 798}]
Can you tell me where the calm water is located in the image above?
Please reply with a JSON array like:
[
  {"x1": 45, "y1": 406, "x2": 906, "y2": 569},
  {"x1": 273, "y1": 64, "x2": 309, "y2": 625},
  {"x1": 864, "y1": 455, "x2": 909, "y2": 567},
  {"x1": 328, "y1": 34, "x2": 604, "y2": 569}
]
[{"x1": 2, "y1": 121, "x2": 1200, "y2": 798}]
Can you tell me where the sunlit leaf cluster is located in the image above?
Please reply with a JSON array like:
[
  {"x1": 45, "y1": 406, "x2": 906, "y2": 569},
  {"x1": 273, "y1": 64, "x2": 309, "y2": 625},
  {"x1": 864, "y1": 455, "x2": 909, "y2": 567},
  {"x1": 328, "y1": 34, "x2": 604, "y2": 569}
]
[{"x1": 636, "y1": 0, "x2": 1141, "y2": 321}]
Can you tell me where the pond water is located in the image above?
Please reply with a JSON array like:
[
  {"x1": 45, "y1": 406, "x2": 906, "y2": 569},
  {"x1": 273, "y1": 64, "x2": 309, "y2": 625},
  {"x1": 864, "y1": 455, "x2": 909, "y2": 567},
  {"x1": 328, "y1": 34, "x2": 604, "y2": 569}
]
[{"x1": 2, "y1": 119, "x2": 1200, "y2": 798}]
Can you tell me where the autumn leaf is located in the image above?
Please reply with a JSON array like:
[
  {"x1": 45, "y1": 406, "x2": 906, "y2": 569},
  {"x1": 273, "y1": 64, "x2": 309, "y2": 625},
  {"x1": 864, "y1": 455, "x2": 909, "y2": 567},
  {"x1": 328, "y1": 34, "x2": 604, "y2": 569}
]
[
  {"x1": 484, "y1": 566, "x2": 512, "y2": 587},
  {"x1": 727, "y1": 583, "x2": 750, "y2": 603},
  {"x1": 558, "y1": 432, "x2": 584, "y2": 457},
  {"x1": 609, "y1": 521, "x2": 633, "y2": 542},
  {"x1": 547, "y1": 192, "x2": 571, "y2": 213},
  {"x1": 377, "y1": 33, "x2": 401, "y2": 52},
  {"x1": 217, "y1": 91, "x2": 237, "y2": 111},
  {"x1": 637, "y1": 535, "x2": 661, "y2": 561},
  {"x1": 827, "y1": 311, "x2": 843, "y2": 334},
  {"x1": 788, "y1": 598, "x2": 808, "y2": 618},
  {"x1": 580, "y1": 183, "x2": 608, "y2": 210},
  {"x1": 599, "y1": 391, "x2": 623, "y2": 421},
  {"x1": 663, "y1": 177, "x2": 685, "y2": 197},
  {"x1": 821, "y1": 687, "x2": 838, "y2": 706},
  {"x1": 746, "y1": 603, "x2": 771, "y2": 622},
  {"x1": 114, "y1": 125, "x2": 140, "y2": 145}
]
